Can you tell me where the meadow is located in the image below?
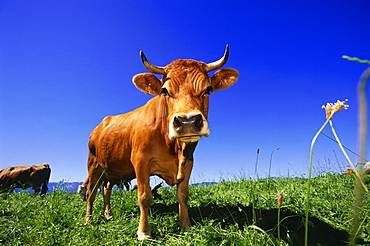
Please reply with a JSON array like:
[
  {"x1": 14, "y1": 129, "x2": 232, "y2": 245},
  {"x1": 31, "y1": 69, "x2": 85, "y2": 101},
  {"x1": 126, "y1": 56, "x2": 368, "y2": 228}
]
[{"x1": 1, "y1": 173, "x2": 369, "y2": 245}]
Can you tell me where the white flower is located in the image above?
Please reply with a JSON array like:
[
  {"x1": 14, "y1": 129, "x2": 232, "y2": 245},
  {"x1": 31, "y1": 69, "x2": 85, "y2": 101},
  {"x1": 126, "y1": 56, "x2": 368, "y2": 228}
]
[{"x1": 321, "y1": 99, "x2": 349, "y2": 120}]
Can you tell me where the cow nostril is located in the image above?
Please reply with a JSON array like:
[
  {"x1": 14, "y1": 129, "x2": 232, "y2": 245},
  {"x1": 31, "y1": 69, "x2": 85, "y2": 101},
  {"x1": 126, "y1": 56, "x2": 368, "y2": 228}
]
[
  {"x1": 192, "y1": 114, "x2": 203, "y2": 130},
  {"x1": 173, "y1": 116, "x2": 183, "y2": 128},
  {"x1": 173, "y1": 114, "x2": 204, "y2": 134}
]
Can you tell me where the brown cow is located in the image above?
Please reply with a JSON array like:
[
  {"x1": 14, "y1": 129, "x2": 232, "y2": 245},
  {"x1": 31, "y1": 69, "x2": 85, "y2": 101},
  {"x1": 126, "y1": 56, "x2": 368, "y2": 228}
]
[
  {"x1": 0, "y1": 164, "x2": 51, "y2": 195},
  {"x1": 84, "y1": 45, "x2": 239, "y2": 240}
]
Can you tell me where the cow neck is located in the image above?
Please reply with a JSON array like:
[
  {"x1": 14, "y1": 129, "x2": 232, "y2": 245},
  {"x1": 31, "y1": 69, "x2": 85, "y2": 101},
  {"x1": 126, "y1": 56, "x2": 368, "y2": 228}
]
[
  {"x1": 148, "y1": 94, "x2": 198, "y2": 183},
  {"x1": 175, "y1": 140, "x2": 197, "y2": 182}
]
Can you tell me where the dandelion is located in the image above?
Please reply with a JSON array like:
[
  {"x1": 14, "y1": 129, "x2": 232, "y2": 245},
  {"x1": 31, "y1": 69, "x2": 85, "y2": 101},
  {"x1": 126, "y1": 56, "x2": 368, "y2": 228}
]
[{"x1": 321, "y1": 99, "x2": 349, "y2": 120}]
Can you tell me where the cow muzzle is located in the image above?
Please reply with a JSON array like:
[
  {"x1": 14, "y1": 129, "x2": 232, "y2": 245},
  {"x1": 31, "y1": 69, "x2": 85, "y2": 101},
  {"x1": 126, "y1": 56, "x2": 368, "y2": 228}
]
[{"x1": 169, "y1": 112, "x2": 210, "y2": 143}]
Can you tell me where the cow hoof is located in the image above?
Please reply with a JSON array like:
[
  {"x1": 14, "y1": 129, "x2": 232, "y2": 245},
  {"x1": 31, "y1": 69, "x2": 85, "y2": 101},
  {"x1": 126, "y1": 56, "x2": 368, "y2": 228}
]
[
  {"x1": 104, "y1": 212, "x2": 113, "y2": 220},
  {"x1": 181, "y1": 224, "x2": 191, "y2": 231},
  {"x1": 83, "y1": 216, "x2": 92, "y2": 225},
  {"x1": 105, "y1": 215, "x2": 113, "y2": 220},
  {"x1": 137, "y1": 232, "x2": 151, "y2": 241}
]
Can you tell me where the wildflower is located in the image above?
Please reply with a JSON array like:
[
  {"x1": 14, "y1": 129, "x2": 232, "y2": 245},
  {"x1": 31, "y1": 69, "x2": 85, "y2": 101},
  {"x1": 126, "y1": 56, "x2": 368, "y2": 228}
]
[
  {"x1": 321, "y1": 99, "x2": 349, "y2": 120},
  {"x1": 345, "y1": 169, "x2": 353, "y2": 174}
]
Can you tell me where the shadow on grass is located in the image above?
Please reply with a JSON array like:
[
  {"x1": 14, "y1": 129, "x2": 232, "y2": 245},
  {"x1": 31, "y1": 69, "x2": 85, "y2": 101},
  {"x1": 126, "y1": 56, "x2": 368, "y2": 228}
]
[{"x1": 152, "y1": 202, "x2": 367, "y2": 246}]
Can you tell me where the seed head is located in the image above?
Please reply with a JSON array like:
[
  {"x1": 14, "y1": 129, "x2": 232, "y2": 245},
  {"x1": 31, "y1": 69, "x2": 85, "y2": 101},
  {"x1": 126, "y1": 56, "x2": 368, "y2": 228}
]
[
  {"x1": 321, "y1": 99, "x2": 349, "y2": 120},
  {"x1": 277, "y1": 192, "x2": 283, "y2": 207}
]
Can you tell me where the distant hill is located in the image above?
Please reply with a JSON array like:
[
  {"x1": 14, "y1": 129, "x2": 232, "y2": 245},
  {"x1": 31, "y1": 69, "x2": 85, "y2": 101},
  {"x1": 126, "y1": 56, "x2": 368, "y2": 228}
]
[
  {"x1": 13, "y1": 181, "x2": 83, "y2": 193},
  {"x1": 47, "y1": 181, "x2": 84, "y2": 193},
  {"x1": 13, "y1": 181, "x2": 218, "y2": 193},
  {"x1": 191, "y1": 181, "x2": 217, "y2": 187}
]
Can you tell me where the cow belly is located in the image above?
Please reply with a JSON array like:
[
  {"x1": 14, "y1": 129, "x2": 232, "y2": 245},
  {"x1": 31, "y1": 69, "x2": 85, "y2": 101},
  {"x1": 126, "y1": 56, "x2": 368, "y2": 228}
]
[
  {"x1": 150, "y1": 159, "x2": 180, "y2": 186},
  {"x1": 99, "y1": 160, "x2": 136, "y2": 181}
]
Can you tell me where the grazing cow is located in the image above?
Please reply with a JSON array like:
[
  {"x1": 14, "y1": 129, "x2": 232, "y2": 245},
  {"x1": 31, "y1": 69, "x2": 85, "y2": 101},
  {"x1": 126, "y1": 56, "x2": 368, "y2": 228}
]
[
  {"x1": 84, "y1": 45, "x2": 239, "y2": 240},
  {"x1": 0, "y1": 164, "x2": 51, "y2": 195}
]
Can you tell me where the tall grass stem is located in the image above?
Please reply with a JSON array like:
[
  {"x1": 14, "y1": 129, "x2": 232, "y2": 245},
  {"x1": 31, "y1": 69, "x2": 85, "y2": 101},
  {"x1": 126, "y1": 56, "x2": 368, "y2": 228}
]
[
  {"x1": 277, "y1": 207, "x2": 281, "y2": 242},
  {"x1": 277, "y1": 192, "x2": 283, "y2": 242},
  {"x1": 350, "y1": 67, "x2": 370, "y2": 245},
  {"x1": 252, "y1": 149, "x2": 260, "y2": 225},
  {"x1": 254, "y1": 149, "x2": 260, "y2": 181},
  {"x1": 357, "y1": 67, "x2": 369, "y2": 168}
]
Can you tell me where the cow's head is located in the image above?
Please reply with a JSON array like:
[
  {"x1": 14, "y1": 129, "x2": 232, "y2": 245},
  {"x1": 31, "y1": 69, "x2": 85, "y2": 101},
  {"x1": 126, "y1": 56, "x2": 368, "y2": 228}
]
[{"x1": 133, "y1": 45, "x2": 239, "y2": 143}]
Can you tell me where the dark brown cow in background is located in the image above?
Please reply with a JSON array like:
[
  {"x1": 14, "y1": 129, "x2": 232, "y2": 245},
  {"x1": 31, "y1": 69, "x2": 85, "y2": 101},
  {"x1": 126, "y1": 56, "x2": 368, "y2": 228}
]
[
  {"x1": 0, "y1": 163, "x2": 51, "y2": 195},
  {"x1": 84, "y1": 45, "x2": 239, "y2": 240}
]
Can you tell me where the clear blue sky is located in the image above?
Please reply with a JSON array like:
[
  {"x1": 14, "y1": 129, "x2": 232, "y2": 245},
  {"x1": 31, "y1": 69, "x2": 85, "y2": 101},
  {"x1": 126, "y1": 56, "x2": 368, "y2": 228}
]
[{"x1": 1, "y1": 1, "x2": 369, "y2": 182}]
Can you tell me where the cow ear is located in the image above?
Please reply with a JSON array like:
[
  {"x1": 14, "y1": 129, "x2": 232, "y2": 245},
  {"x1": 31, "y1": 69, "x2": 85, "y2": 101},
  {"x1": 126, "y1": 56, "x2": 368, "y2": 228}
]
[
  {"x1": 211, "y1": 68, "x2": 239, "y2": 92},
  {"x1": 132, "y1": 73, "x2": 162, "y2": 95}
]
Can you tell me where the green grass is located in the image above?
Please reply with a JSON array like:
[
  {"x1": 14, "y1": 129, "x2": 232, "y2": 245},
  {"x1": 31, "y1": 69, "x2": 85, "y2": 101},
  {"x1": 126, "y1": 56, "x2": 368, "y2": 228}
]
[{"x1": 1, "y1": 173, "x2": 369, "y2": 245}]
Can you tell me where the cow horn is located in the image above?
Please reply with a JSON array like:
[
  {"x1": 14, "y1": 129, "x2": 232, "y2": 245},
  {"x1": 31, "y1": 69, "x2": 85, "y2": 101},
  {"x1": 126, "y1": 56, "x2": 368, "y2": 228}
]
[
  {"x1": 140, "y1": 51, "x2": 166, "y2": 75},
  {"x1": 206, "y1": 45, "x2": 229, "y2": 72}
]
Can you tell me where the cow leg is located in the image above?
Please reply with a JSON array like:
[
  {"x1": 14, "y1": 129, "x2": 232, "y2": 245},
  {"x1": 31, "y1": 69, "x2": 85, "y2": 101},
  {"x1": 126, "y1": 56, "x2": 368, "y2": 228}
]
[
  {"x1": 84, "y1": 165, "x2": 103, "y2": 224},
  {"x1": 41, "y1": 183, "x2": 48, "y2": 195},
  {"x1": 124, "y1": 182, "x2": 130, "y2": 191},
  {"x1": 78, "y1": 177, "x2": 89, "y2": 200},
  {"x1": 177, "y1": 160, "x2": 193, "y2": 230},
  {"x1": 103, "y1": 181, "x2": 113, "y2": 220},
  {"x1": 136, "y1": 174, "x2": 152, "y2": 241},
  {"x1": 33, "y1": 186, "x2": 41, "y2": 195}
]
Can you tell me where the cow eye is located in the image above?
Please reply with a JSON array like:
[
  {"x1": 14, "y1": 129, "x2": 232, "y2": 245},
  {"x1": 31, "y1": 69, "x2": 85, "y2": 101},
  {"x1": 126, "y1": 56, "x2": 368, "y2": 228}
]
[
  {"x1": 204, "y1": 86, "x2": 213, "y2": 95},
  {"x1": 161, "y1": 88, "x2": 171, "y2": 97}
]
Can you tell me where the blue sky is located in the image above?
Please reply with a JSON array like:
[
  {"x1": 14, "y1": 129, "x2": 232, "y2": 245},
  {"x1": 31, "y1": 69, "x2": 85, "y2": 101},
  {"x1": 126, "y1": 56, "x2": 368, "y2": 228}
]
[{"x1": 1, "y1": 1, "x2": 369, "y2": 182}]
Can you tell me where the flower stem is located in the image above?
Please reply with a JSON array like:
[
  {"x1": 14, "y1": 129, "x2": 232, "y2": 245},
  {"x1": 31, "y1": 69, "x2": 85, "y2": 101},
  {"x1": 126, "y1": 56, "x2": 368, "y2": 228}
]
[
  {"x1": 277, "y1": 206, "x2": 281, "y2": 242},
  {"x1": 329, "y1": 120, "x2": 368, "y2": 193},
  {"x1": 305, "y1": 118, "x2": 330, "y2": 246}
]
